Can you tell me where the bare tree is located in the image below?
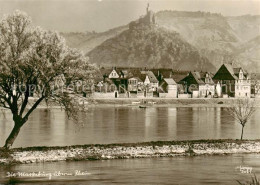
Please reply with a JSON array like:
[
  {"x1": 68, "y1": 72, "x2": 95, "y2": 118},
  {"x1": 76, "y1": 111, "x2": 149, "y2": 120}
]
[
  {"x1": 226, "y1": 98, "x2": 256, "y2": 140},
  {"x1": 0, "y1": 11, "x2": 96, "y2": 149}
]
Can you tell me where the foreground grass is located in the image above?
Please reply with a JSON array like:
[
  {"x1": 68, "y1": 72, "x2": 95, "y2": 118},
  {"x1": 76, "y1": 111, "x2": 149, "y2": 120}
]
[{"x1": 1, "y1": 139, "x2": 260, "y2": 165}]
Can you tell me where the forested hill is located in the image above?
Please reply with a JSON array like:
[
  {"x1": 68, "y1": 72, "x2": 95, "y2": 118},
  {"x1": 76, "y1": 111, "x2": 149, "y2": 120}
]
[{"x1": 87, "y1": 24, "x2": 215, "y2": 72}]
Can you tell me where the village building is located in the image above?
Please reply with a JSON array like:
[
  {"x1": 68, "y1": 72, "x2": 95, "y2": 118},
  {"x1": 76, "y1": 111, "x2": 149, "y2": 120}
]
[
  {"x1": 159, "y1": 78, "x2": 178, "y2": 98},
  {"x1": 94, "y1": 65, "x2": 256, "y2": 99},
  {"x1": 250, "y1": 73, "x2": 260, "y2": 97},
  {"x1": 141, "y1": 70, "x2": 159, "y2": 92},
  {"x1": 235, "y1": 68, "x2": 251, "y2": 98},
  {"x1": 101, "y1": 67, "x2": 129, "y2": 94},
  {"x1": 128, "y1": 77, "x2": 143, "y2": 92},
  {"x1": 213, "y1": 64, "x2": 250, "y2": 98},
  {"x1": 179, "y1": 71, "x2": 215, "y2": 98},
  {"x1": 151, "y1": 69, "x2": 174, "y2": 83}
]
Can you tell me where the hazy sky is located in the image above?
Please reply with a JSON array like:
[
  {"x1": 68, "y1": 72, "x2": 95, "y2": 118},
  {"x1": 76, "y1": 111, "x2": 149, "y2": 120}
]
[{"x1": 0, "y1": 0, "x2": 259, "y2": 32}]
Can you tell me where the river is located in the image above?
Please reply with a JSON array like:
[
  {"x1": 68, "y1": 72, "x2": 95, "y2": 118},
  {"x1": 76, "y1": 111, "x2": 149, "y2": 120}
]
[
  {"x1": 0, "y1": 154, "x2": 259, "y2": 184},
  {"x1": 0, "y1": 107, "x2": 259, "y2": 184},
  {"x1": 0, "y1": 107, "x2": 259, "y2": 147}
]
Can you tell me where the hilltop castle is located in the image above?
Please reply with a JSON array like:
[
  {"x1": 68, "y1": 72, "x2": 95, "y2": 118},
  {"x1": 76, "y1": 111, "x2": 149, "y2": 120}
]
[{"x1": 129, "y1": 3, "x2": 156, "y2": 29}]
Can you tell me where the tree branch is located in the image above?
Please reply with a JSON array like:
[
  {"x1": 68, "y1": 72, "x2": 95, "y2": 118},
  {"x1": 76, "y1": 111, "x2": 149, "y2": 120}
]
[{"x1": 22, "y1": 96, "x2": 44, "y2": 123}]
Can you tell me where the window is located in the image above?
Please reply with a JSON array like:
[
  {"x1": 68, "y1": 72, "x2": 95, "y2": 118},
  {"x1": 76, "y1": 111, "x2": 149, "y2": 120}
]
[{"x1": 239, "y1": 72, "x2": 243, "y2": 79}]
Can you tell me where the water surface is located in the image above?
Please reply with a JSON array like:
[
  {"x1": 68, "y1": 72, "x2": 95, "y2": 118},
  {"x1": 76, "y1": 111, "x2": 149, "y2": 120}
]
[
  {"x1": 0, "y1": 107, "x2": 259, "y2": 147},
  {"x1": 0, "y1": 154, "x2": 259, "y2": 184}
]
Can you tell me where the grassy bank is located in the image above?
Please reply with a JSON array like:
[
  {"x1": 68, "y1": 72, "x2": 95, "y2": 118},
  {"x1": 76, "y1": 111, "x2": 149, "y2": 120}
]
[{"x1": 1, "y1": 139, "x2": 260, "y2": 165}]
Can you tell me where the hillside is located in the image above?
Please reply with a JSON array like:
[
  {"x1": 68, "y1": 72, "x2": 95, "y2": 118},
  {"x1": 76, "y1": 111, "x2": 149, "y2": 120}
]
[
  {"x1": 227, "y1": 15, "x2": 260, "y2": 42},
  {"x1": 61, "y1": 10, "x2": 259, "y2": 72},
  {"x1": 155, "y1": 11, "x2": 260, "y2": 71},
  {"x1": 61, "y1": 25, "x2": 128, "y2": 54},
  {"x1": 155, "y1": 11, "x2": 238, "y2": 69},
  {"x1": 87, "y1": 24, "x2": 215, "y2": 72},
  {"x1": 233, "y1": 36, "x2": 260, "y2": 72}
]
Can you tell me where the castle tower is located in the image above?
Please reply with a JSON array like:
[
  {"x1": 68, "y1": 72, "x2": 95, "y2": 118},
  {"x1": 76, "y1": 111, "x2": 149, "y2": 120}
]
[
  {"x1": 146, "y1": 3, "x2": 149, "y2": 14},
  {"x1": 129, "y1": 2, "x2": 155, "y2": 29}
]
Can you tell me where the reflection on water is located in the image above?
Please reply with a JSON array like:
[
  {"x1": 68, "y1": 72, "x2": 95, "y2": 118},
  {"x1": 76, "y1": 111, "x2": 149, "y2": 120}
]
[
  {"x1": 0, "y1": 107, "x2": 259, "y2": 147},
  {"x1": 0, "y1": 154, "x2": 259, "y2": 185}
]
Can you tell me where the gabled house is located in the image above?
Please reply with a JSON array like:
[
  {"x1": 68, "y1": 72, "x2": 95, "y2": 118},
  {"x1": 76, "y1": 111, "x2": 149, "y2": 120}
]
[
  {"x1": 235, "y1": 68, "x2": 251, "y2": 98},
  {"x1": 159, "y1": 78, "x2": 178, "y2": 98},
  {"x1": 179, "y1": 71, "x2": 215, "y2": 98},
  {"x1": 141, "y1": 71, "x2": 159, "y2": 92},
  {"x1": 95, "y1": 68, "x2": 117, "y2": 92},
  {"x1": 105, "y1": 68, "x2": 129, "y2": 93},
  {"x1": 213, "y1": 64, "x2": 250, "y2": 97},
  {"x1": 200, "y1": 72, "x2": 215, "y2": 98}
]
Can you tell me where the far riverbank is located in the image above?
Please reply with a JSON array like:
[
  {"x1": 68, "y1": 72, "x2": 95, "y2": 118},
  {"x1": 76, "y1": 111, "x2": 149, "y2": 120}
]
[
  {"x1": 85, "y1": 98, "x2": 260, "y2": 107},
  {"x1": 1, "y1": 98, "x2": 258, "y2": 110}
]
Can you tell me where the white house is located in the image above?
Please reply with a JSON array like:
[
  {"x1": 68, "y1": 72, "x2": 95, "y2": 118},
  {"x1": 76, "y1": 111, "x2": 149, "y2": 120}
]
[
  {"x1": 235, "y1": 68, "x2": 251, "y2": 98},
  {"x1": 141, "y1": 71, "x2": 159, "y2": 92},
  {"x1": 159, "y1": 78, "x2": 178, "y2": 98}
]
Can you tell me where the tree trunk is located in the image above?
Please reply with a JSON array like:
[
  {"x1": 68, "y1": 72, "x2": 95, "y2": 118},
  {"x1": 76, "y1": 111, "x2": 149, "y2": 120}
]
[
  {"x1": 3, "y1": 121, "x2": 23, "y2": 149},
  {"x1": 241, "y1": 125, "x2": 244, "y2": 140}
]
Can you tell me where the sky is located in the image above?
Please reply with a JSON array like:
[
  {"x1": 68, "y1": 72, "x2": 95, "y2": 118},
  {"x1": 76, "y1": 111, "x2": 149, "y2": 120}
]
[{"x1": 0, "y1": 0, "x2": 259, "y2": 32}]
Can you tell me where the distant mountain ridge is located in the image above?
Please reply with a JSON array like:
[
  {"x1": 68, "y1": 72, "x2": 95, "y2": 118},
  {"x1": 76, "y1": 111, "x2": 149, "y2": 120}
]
[
  {"x1": 155, "y1": 10, "x2": 260, "y2": 72},
  {"x1": 61, "y1": 10, "x2": 260, "y2": 72}
]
